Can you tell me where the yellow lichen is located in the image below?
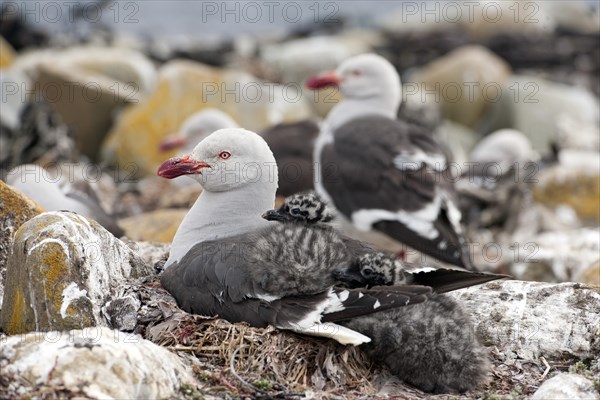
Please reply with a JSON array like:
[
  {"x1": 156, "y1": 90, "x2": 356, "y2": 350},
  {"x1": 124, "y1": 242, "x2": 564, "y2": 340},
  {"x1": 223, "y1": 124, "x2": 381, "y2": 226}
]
[
  {"x1": 102, "y1": 61, "x2": 309, "y2": 178},
  {"x1": 6, "y1": 288, "x2": 27, "y2": 335},
  {"x1": 39, "y1": 243, "x2": 70, "y2": 316},
  {"x1": 119, "y1": 209, "x2": 186, "y2": 242},
  {"x1": 0, "y1": 36, "x2": 16, "y2": 68},
  {"x1": 0, "y1": 181, "x2": 45, "y2": 219},
  {"x1": 534, "y1": 174, "x2": 600, "y2": 222},
  {"x1": 102, "y1": 63, "x2": 226, "y2": 177}
]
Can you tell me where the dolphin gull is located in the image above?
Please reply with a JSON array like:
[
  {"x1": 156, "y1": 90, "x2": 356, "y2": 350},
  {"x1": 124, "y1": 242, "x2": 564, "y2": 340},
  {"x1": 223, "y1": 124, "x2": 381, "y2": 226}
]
[
  {"x1": 306, "y1": 53, "x2": 475, "y2": 270},
  {"x1": 157, "y1": 128, "x2": 433, "y2": 345}
]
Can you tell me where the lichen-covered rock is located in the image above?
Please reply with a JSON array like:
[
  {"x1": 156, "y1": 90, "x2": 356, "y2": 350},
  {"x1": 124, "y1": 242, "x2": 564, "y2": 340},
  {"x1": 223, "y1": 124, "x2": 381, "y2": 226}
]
[
  {"x1": 414, "y1": 46, "x2": 511, "y2": 128},
  {"x1": 101, "y1": 60, "x2": 312, "y2": 177},
  {"x1": 0, "y1": 180, "x2": 44, "y2": 310},
  {"x1": 452, "y1": 281, "x2": 600, "y2": 362},
  {"x1": 124, "y1": 240, "x2": 170, "y2": 272},
  {"x1": 0, "y1": 36, "x2": 16, "y2": 68},
  {"x1": 0, "y1": 327, "x2": 197, "y2": 399},
  {"x1": 119, "y1": 209, "x2": 187, "y2": 243},
  {"x1": 533, "y1": 150, "x2": 600, "y2": 222},
  {"x1": 0, "y1": 211, "x2": 153, "y2": 334},
  {"x1": 531, "y1": 373, "x2": 599, "y2": 400},
  {"x1": 13, "y1": 47, "x2": 158, "y2": 161},
  {"x1": 577, "y1": 260, "x2": 600, "y2": 286}
]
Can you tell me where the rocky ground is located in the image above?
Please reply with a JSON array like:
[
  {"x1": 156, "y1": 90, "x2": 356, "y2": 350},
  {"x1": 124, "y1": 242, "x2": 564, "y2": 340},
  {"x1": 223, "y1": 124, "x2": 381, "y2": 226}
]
[{"x1": 1, "y1": 1, "x2": 599, "y2": 398}]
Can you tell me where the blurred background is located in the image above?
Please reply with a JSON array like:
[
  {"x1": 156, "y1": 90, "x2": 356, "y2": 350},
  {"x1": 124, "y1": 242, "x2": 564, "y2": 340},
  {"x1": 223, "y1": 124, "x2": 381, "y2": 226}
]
[{"x1": 1, "y1": 0, "x2": 599, "y2": 284}]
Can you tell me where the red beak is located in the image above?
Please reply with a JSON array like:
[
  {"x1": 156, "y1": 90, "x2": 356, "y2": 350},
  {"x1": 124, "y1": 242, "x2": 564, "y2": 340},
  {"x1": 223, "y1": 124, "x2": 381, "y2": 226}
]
[
  {"x1": 159, "y1": 133, "x2": 188, "y2": 152},
  {"x1": 157, "y1": 154, "x2": 210, "y2": 179},
  {"x1": 305, "y1": 72, "x2": 341, "y2": 89}
]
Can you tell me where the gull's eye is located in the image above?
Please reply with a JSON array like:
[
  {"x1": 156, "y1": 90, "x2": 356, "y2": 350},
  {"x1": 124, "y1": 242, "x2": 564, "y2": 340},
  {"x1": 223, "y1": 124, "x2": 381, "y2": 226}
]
[
  {"x1": 351, "y1": 69, "x2": 362, "y2": 76},
  {"x1": 219, "y1": 151, "x2": 232, "y2": 160},
  {"x1": 290, "y1": 207, "x2": 302, "y2": 217}
]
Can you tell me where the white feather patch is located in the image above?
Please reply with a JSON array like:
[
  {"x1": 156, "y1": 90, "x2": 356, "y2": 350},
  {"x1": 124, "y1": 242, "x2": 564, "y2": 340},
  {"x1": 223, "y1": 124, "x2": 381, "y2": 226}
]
[
  {"x1": 284, "y1": 288, "x2": 372, "y2": 345},
  {"x1": 351, "y1": 194, "x2": 442, "y2": 239},
  {"x1": 253, "y1": 293, "x2": 282, "y2": 302},
  {"x1": 394, "y1": 151, "x2": 447, "y2": 171},
  {"x1": 289, "y1": 323, "x2": 371, "y2": 346}
]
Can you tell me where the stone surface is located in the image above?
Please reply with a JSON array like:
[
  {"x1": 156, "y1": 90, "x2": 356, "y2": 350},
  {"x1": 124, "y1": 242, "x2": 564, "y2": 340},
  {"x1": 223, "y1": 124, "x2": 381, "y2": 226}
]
[
  {"x1": 462, "y1": 1, "x2": 555, "y2": 38},
  {"x1": 124, "y1": 240, "x2": 170, "y2": 272},
  {"x1": 531, "y1": 373, "x2": 599, "y2": 400},
  {"x1": 434, "y1": 120, "x2": 478, "y2": 166},
  {"x1": 576, "y1": 260, "x2": 600, "y2": 286},
  {"x1": 12, "y1": 47, "x2": 157, "y2": 161},
  {"x1": 0, "y1": 212, "x2": 153, "y2": 335},
  {"x1": 0, "y1": 327, "x2": 196, "y2": 399},
  {"x1": 0, "y1": 67, "x2": 31, "y2": 131},
  {"x1": 13, "y1": 46, "x2": 157, "y2": 96},
  {"x1": 261, "y1": 31, "x2": 380, "y2": 84},
  {"x1": 101, "y1": 60, "x2": 312, "y2": 177},
  {"x1": 452, "y1": 281, "x2": 600, "y2": 362},
  {"x1": 386, "y1": 1, "x2": 598, "y2": 37},
  {"x1": 533, "y1": 150, "x2": 600, "y2": 222},
  {"x1": 414, "y1": 46, "x2": 511, "y2": 128},
  {"x1": 119, "y1": 209, "x2": 188, "y2": 243},
  {"x1": 544, "y1": 1, "x2": 600, "y2": 34},
  {"x1": 0, "y1": 35, "x2": 15, "y2": 68},
  {"x1": 491, "y1": 76, "x2": 600, "y2": 155},
  {"x1": 529, "y1": 228, "x2": 600, "y2": 283},
  {"x1": 0, "y1": 181, "x2": 44, "y2": 310}
]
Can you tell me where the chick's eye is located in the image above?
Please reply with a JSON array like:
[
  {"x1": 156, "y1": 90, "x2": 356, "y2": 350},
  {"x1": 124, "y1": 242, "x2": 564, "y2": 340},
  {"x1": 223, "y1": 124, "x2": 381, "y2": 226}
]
[
  {"x1": 361, "y1": 268, "x2": 374, "y2": 277},
  {"x1": 219, "y1": 151, "x2": 231, "y2": 160}
]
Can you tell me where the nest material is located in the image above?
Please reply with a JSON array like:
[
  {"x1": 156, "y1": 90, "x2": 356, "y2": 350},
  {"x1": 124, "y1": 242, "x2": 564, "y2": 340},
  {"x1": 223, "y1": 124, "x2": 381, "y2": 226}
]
[{"x1": 128, "y1": 277, "x2": 379, "y2": 398}]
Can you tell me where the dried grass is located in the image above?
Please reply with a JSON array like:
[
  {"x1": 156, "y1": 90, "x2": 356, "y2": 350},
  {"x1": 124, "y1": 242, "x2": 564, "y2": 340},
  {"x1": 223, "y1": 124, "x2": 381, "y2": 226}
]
[{"x1": 133, "y1": 277, "x2": 379, "y2": 398}]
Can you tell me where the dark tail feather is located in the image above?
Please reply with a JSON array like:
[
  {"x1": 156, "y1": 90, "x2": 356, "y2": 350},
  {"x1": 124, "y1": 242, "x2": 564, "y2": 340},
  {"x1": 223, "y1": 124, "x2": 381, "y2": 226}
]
[
  {"x1": 410, "y1": 268, "x2": 510, "y2": 294},
  {"x1": 374, "y1": 218, "x2": 476, "y2": 271}
]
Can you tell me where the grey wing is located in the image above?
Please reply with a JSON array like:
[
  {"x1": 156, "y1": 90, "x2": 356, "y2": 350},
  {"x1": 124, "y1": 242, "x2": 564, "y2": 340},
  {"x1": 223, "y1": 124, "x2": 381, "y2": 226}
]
[
  {"x1": 326, "y1": 117, "x2": 473, "y2": 269},
  {"x1": 324, "y1": 116, "x2": 438, "y2": 217}
]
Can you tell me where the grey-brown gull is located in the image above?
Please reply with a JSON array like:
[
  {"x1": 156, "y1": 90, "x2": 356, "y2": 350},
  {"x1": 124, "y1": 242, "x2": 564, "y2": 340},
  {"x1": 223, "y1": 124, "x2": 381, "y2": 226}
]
[
  {"x1": 306, "y1": 53, "x2": 475, "y2": 270},
  {"x1": 157, "y1": 128, "x2": 433, "y2": 345}
]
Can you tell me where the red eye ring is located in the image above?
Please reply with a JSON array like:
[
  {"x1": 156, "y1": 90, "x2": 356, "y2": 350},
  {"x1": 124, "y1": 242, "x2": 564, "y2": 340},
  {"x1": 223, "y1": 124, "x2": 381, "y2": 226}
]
[{"x1": 219, "y1": 151, "x2": 232, "y2": 160}]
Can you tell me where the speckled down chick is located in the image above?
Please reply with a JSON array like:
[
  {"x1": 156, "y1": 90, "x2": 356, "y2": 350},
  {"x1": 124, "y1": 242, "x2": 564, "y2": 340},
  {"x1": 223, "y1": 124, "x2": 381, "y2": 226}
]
[
  {"x1": 342, "y1": 294, "x2": 491, "y2": 393},
  {"x1": 264, "y1": 190, "x2": 495, "y2": 394},
  {"x1": 264, "y1": 192, "x2": 508, "y2": 293},
  {"x1": 262, "y1": 191, "x2": 337, "y2": 225}
]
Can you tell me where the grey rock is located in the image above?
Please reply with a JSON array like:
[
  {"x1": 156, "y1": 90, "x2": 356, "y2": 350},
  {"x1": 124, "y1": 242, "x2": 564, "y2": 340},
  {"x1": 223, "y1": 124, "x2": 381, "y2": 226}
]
[
  {"x1": 0, "y1": 211, "x2": 154, "y2": 335},
  {"x1": 531, "y1": 373, "x2": 599, "y2": 400},
  {"x1": 452, "y1": 281, "x2": 600, "y2": 361},
  {"x1": 0, "y1": 180, "x2": 44, "y2": 310},
  {"x1": 488, "y1": 76, "x2": 600, "y2": 155},
  {"x1": 0, "y1": 327, "x2": 196, "y2": 399},
  {"x1": 124, "y1": 240, "x2": 170, "y2": 272}
]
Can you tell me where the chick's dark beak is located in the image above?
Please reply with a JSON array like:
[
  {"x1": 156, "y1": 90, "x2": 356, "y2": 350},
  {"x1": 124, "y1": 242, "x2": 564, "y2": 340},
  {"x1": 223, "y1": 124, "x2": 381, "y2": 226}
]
[
  {"x1": 333, "y1": 267, "x2": 368, "y2": 288},
  {"x1": 262, "y1": 209, "x2": 291, "y2": 222}
]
